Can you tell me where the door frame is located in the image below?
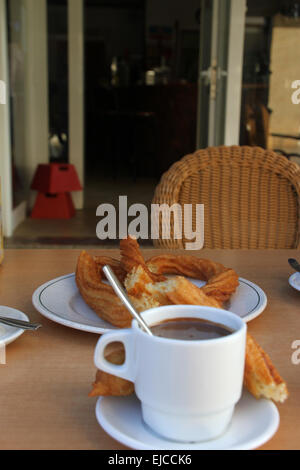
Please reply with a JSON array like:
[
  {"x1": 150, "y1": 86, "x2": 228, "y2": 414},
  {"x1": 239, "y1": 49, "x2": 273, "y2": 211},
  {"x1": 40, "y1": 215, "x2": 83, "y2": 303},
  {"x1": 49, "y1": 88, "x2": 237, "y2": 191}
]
[
  {"x1": 1, "y1": 0, "x2": 85, "y2": 238},
  {"x1": 224, "y1": 0, "x2": 247, "y2": 145},
  {"x1": 68, "y1": 0, "x2": 85, "y2": 210},
  {"x1": 0, "y1": 0, "x2": 49, "y2": 237},
  {"x1": 196, "y1": 0, "x2": 246, "y2": 148},
  {"x1": 0, "y1": 0, "x2": 13, "y2": 237}
]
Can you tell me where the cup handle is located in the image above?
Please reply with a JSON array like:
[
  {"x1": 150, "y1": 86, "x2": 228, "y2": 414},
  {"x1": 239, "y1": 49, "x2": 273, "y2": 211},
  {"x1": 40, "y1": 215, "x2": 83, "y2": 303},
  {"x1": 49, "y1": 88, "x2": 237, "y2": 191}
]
[{"x1": 94, "y1": 329, "x2": 136, "y2": 382}]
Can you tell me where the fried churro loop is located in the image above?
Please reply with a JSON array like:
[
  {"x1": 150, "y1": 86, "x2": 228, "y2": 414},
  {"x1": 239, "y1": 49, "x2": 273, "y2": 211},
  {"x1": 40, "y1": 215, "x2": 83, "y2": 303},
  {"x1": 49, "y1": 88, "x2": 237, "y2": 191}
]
[
  {"x1": 125, "y1": 265, "x2": 222, "y2": 309},
  {"x1": 146, "y1": 254, "x2": 239, "y2": 303},
  {"x1": 120, "y1": 237, "x2": 239, "y2": 304},
  {"x1": 77, "y1": 239, "x2": 239, "y2": 326}
]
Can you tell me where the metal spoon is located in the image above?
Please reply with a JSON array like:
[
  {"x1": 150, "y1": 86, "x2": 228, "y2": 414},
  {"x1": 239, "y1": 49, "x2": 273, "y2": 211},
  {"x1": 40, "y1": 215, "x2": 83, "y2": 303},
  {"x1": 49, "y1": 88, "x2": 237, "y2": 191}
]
[
  {"x1": 288, "y1": 258, "x2": 300, "y2": 274},
  {"x1": 0, "y1": 317, "x2": 42, "y2": 331},
  {"x1": 103, "y1": 265, "x2": 153, "y2": 336}
]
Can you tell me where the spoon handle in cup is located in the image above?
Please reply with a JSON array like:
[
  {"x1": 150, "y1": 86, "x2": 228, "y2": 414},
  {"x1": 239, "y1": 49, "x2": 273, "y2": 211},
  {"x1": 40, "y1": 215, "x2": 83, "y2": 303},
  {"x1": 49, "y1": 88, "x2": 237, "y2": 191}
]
[{"x1": 103, "y1": 265, "x2": 153, "y2": 336}]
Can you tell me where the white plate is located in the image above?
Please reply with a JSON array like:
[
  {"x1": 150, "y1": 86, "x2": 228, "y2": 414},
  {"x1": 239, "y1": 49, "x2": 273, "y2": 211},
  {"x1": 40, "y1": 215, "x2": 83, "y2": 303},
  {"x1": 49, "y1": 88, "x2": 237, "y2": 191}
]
[
  {"x1": 289, "y1": 272, "x2": 300, "y2": 292},
  {"x1": 0, "y1": 306, "x2": 29, "y2": 346},
  {"x1": 95, "y1": 391, "x2": 279, "y2": 450},
  {"x1": 32, "y1": 274, "x2": 267, "y2": 334}
]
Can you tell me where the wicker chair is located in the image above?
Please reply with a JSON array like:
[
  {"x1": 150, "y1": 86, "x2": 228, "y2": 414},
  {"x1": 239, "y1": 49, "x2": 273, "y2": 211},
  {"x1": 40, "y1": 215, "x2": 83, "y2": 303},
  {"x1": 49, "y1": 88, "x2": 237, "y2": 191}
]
[{"x1": 152, "y1": 146, "x2": 300, "y2": 249}]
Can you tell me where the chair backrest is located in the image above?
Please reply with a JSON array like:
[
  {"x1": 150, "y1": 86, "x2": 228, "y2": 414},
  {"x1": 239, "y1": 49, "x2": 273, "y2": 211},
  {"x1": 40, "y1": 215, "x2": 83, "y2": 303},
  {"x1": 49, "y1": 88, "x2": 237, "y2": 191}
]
[{"x1": 152, "y1": 145, "x2": 300, "y2": 249}]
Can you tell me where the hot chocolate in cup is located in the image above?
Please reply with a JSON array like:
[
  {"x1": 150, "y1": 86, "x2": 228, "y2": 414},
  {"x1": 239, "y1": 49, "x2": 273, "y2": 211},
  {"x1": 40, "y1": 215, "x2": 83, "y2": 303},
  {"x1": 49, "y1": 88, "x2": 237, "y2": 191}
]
[{"x1": 94, "y1": 305, "x2": 247, "y2": 443}]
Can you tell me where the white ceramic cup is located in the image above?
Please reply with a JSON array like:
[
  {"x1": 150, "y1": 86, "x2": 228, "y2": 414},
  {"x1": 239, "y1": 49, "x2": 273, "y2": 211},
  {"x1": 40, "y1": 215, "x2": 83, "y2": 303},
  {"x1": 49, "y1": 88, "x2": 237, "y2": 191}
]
[{"x1": 94, "y1": 305, "x2": 247, "y2": 443}]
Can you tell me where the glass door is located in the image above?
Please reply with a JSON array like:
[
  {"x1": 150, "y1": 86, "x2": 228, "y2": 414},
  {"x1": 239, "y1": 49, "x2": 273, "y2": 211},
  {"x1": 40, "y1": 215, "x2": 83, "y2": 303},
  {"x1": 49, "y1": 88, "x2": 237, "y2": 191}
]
[
  {"x1": 4, "y1": 0, "x2": 49, "y2": 236},
  {"x1": 239, "y1": 2, "x2": 300, "y2": 165}
]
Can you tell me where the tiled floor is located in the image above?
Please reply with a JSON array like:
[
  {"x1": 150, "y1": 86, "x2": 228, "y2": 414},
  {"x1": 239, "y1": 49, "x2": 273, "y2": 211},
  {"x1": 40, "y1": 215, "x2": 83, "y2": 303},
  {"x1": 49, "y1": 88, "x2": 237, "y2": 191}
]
[{"x1": 6, "y1": 176, "x2": 159, "y2": 248}]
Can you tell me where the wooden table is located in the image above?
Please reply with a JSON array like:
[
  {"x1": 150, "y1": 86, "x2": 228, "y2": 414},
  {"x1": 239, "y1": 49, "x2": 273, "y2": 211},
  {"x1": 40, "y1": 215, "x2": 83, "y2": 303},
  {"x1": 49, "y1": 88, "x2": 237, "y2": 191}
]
[{"x1": 0, "y1": 249, "x2": 299, "y2": 450}]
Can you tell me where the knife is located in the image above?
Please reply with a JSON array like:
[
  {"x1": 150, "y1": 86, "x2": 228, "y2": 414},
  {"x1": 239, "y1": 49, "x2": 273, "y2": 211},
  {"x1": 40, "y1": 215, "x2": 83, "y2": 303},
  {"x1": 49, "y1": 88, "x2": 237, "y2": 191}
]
[
  {"x1": 288, "y1": 258, "x2": 300, "y2": 273},
  {"x1": 0, "y1": 316, "x2": 42, "y2": 331}
]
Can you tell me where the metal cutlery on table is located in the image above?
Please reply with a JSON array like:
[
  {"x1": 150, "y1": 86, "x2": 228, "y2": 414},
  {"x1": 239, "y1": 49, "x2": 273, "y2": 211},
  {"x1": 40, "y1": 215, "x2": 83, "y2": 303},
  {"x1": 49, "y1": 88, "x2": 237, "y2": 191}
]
[
  {"x1": 0, "y1": 316, "x2": 42, "y2": 331},
  {"x1": 288, "y1": 258, "x2": 300, "y2": 274}
]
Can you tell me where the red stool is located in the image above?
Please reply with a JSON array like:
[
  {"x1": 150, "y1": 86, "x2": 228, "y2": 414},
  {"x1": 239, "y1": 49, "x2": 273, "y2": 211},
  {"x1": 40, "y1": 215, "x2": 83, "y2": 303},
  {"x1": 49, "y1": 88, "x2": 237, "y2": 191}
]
[{"x1": 31, "y1": 163, "x2": 82, "y2": 219}]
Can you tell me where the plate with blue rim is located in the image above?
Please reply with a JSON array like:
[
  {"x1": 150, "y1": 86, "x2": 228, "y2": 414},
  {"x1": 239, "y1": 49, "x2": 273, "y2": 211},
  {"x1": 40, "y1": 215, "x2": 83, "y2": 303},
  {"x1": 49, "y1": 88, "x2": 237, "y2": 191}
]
[{"x1": 32, "y1": 273, "x2": 267, "y2": 334}]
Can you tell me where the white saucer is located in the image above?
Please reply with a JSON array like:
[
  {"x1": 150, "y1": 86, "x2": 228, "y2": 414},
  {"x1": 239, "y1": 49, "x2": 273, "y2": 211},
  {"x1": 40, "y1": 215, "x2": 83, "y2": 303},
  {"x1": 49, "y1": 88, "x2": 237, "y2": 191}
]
[
  {"x1": 289, "y1": 272, "x2": 300, "y2": 292},
  {"x1": 0, "y1": 306, "x2": 29, "y2": 346},
  {"x1": 32, "y1": 274, "x2": 267, "y2": 334},
  {"x1": 95, "y1": 392, "x2": 279, "y2": 450}
]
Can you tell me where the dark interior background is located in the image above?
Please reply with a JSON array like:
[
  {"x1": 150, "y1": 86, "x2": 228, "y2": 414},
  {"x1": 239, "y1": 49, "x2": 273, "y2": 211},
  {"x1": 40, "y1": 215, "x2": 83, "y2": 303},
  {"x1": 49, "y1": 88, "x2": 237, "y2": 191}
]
[{"x1": 47, "y1": 0, "x2": 300, "y2": 180}]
